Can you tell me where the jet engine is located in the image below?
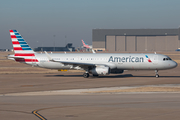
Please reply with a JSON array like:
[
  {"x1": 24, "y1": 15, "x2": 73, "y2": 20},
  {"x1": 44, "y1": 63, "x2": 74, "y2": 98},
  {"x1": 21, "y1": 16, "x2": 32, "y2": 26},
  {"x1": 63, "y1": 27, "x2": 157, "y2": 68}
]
[{"x1": 90, "y1": 66, "x2": 110, "y2": 75}]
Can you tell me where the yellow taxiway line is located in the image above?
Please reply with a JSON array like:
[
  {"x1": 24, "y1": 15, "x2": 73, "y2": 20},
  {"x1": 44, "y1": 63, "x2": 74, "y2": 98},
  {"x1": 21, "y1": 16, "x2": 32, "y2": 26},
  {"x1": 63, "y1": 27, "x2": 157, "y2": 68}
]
[{"x1": 32, "y1": 110, "x2": 47, "y2": 120}]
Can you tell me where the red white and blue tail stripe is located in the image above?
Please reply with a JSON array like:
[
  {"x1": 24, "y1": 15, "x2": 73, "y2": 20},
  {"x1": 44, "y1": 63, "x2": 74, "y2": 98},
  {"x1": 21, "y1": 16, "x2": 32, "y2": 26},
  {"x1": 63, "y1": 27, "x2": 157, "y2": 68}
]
[
  {"x1": 10, "y1": 30, "x2": 35, "y2": 54},
  {"x1": 81, "y1": 39, "x2": 90, "y2": 48},
  {"x1": 9, "y1": 30, "x2": 38, "y2": 63}
]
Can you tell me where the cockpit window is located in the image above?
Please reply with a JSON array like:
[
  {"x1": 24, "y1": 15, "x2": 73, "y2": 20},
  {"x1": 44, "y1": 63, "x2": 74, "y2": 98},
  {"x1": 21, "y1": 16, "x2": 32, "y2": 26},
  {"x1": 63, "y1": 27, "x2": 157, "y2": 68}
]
[{"x1": 163, "y1": 57, "x2": 172, "y2": 61}]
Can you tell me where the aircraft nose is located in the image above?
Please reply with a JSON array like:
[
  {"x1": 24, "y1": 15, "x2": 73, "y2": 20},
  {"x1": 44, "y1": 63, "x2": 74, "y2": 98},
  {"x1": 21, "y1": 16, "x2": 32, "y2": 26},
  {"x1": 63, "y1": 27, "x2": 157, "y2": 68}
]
[{"x1": 171, "y1": 61, "x2": 178, "y2": 68}]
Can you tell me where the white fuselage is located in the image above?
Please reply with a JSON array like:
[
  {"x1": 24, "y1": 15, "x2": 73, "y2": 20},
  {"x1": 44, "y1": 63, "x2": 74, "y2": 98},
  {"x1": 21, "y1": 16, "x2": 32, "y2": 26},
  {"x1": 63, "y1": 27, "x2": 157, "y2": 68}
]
[{"x1": 14, "y1": 53, "x2": 177, "y2": 71}]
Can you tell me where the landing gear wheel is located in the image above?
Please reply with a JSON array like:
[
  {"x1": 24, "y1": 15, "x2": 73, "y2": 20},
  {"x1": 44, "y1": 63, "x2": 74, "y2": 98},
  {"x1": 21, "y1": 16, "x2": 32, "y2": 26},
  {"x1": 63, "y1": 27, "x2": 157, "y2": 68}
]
[
  {"x1": 155, "y1": 70, "x2": 159, "y2": 78},
  {"x1": 155, "y1": 74, "x2": 159, "y2": 78},
  {"x1": 83, "y1": 73, "x2": 89, "y2": 78}
]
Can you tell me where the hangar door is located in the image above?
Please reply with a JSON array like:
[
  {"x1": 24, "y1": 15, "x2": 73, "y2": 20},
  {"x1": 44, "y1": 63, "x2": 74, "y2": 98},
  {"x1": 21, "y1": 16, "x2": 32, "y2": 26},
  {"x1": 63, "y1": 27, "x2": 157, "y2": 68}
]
[
  {"x1": 137, "y1": 36, "x2": 146, "y2": 51},
  {"x1": 166, "y1": 36, "x2": 179, "y2": 51},
  {"x1": 106, "y1": 36, "x2": 115, "y2": 51},
  {"x1": 137, "y1": 36, "x2": 156, "y2": 51},
  {"x1": 116, "y1": 36, "x2": 125, "y2": 51},
  {"x1": 126, "y1": 36, "x2": 136, "y2": 51}
]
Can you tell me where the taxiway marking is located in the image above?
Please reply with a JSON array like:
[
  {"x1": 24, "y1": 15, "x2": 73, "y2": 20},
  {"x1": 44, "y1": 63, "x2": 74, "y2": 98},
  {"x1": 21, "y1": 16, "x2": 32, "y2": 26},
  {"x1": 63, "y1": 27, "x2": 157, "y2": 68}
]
[{"x1": 32, "y1": 110, "x2": 47, "y2": 120}]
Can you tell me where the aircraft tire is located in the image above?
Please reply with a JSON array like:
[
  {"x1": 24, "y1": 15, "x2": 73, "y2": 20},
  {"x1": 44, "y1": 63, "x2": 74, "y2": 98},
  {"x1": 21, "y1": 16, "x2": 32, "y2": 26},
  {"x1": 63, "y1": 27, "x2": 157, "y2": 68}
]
[
  {"x1": 83, "y1": 73, "x2": 89, "y2": 78},
  {"x1": 155, "y1": 74, "x2": 159, "y2": 78}
]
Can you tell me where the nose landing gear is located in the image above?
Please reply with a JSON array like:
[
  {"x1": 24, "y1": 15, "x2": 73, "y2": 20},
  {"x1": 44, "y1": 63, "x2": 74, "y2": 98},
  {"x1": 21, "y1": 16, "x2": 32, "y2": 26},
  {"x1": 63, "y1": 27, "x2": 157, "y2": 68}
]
[{"x1": 155, "y1": 70, "x2": 159, "y2": 78}]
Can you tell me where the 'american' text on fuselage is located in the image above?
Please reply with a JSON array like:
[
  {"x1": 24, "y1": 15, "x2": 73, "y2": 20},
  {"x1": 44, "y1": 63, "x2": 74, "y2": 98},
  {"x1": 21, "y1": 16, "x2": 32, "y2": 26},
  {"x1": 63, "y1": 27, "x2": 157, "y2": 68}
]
[{"x1": 108, "y1": 56, "x2": 144, "y2": 63}]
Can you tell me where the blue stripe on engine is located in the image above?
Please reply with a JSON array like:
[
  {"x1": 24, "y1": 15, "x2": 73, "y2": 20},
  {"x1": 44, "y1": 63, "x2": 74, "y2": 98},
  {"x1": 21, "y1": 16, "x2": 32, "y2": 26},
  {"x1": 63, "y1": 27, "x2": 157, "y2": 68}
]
[
  {"x1": 18, "y1": 39, "x2": 24, "y2": 41},
  {"x1": 22, "y1": 48, "x2": 32, "y2": 50},
  {"x1": 21, "y1": 45, "x2": 29, "y2": 47},
  {"x1": 19, "y1": 42, "x2": 27, "y2": 44}
]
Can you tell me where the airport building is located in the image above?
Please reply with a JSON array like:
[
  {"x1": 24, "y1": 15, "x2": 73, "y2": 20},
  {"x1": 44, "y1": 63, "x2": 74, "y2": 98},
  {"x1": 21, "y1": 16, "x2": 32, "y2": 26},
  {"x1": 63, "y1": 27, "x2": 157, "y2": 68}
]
[
  {"x1": 34, "y1": 43, "x2": 75, "y2": 52},
  {"x1": 92, "y1": 28, "x2": 180, "y2": 52}
]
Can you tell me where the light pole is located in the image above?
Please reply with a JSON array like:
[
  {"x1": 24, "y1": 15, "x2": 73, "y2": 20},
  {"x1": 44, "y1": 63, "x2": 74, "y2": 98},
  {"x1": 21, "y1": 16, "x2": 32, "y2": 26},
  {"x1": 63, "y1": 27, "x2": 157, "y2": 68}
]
[
  {"x1": 41, "y1": 43, "x2": 43, "y2": 52},
  {"x1": 36, "y1": 41, "x2": 38, "y2": 51},
  {"x1": 65, "y1": 35, "x2": 67, "y2": 46},
  {"x1": 53, "y1": 35, "x2": 56, "y2": 51}
]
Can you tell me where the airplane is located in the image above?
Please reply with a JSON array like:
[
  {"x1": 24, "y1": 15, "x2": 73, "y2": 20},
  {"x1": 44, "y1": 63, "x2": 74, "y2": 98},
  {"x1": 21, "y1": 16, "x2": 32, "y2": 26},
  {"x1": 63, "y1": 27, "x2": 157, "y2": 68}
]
[
  {"x1": 81, "y1": 39, "x2": 92, "y2": 49},
  {"x1": 8, "y1": 30, "x2": 177, "y2": 78}
]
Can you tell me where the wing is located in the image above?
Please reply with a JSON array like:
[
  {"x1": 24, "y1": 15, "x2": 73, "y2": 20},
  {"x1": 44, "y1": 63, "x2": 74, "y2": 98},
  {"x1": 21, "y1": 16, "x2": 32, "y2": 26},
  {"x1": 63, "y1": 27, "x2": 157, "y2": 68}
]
[
  {"x1": 44, "y1": 51, "x2": 105, "y2": 70},
  {"x1": 60, "y1": 61, "x2": 97, "y2": 70}
]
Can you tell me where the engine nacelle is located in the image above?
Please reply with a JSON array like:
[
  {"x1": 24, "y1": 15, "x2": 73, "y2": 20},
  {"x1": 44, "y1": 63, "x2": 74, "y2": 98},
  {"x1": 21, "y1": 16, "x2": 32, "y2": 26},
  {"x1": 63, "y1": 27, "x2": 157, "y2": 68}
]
[
  {"x1": 90, "y1": 66, "x2": 110, "y2": 75},
  {"x1": 110, "y1": 69, "x2": 124, "y2": 74}
]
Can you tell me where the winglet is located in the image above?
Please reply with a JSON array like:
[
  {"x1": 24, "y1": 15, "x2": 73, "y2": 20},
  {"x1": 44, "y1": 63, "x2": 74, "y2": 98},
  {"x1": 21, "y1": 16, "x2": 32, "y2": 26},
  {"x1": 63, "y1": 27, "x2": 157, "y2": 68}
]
[{"x1": 44, "y1": 51, "x2": 53, "y2": 61}]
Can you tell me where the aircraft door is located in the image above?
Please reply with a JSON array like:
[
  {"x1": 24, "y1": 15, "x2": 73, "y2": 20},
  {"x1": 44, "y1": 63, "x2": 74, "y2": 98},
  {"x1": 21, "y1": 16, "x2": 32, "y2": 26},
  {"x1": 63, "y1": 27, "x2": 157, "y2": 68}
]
[{"x1": 153, "y1": 55, "x2": 158, "y2": 65}]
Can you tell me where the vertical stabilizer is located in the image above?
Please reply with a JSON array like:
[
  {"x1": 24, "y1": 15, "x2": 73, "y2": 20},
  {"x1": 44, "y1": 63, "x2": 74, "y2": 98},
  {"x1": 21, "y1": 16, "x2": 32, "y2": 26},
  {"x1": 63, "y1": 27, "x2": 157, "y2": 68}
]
[
  {"x1": 9, "y1": 30, "x2": 35, "y2": 56},
  {"x1": 9, "y1": 30, "x2": 38, "y2": 63},
  {"x1": 81, "y1": 39, "x2": 90, "y2": 48}
]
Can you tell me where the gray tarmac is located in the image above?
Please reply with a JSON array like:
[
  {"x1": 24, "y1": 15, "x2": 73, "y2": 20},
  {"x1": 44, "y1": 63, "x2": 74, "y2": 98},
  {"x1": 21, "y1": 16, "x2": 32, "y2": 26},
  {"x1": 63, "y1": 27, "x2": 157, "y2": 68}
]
[
  {"x1": 1, "y1": 94, "x2": 180, "y2": 120},
  {"x1": 0, "y1": 52, "x2": 180, "y2": 120},
  {"x1": 1, "y1": 67, "x2": 180, "y2": 94}
]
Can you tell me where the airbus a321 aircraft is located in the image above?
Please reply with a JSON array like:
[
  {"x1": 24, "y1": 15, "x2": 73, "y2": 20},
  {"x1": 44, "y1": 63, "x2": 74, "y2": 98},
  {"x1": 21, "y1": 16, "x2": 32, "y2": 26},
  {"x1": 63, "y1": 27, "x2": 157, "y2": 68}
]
[{"x1": 8, "y1": 30, "x2": 177, "y2": 78}]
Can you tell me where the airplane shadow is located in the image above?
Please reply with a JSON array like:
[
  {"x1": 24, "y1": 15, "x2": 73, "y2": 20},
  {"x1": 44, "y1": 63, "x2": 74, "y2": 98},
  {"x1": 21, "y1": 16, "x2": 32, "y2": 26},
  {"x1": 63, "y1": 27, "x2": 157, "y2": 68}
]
[
  {"x1": 45, "y1": 74, "x2": 133, "y2": 78},
  {"x1": 45, "y1": 74, "x2": 180, "y2": 78},
  {"x1": 96, "y1": 74, "x2": 133, "y2": 78},
  {"x1": 131, "y1": 76, "x2": 180, "y2": 78},
  {"x1": 45, "y1": 75, "x2": 83, "y2": 77}
]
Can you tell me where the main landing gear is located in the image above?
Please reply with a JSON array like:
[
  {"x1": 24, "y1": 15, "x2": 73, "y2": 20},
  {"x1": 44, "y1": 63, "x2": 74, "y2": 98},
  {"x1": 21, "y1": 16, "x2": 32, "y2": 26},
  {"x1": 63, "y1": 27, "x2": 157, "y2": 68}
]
[
  {"x1": 83, "y1": 72, "x2": 89, "y2": 78},
  {"x1": 155, "y1": 70, "x2": 159, "y2": 78},
  {"x1": 83, "y1": 72, "x2": 99, "y2": 78}
]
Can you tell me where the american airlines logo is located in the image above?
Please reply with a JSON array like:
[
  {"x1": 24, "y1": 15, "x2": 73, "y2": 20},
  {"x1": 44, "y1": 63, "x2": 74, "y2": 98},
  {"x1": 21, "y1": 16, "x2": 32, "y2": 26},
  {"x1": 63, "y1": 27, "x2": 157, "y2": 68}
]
[
  {"x1": 145, "y1": 55, "x2": 152, "y2": 62},
  {"x1": 108, "y1": 56, "x2": 144, "y2": 63}
]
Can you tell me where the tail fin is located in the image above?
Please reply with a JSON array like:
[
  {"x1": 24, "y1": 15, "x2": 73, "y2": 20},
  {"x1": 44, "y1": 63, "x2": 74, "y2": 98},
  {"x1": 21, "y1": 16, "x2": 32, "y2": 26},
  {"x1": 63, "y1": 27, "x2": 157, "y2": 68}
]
[
  {"x1": 81, "y1": 39, "x2": 87, "y2": 45},
  {"x1": 10, "y1": 30, "x2": 35, "y2": 56},
  {"x1": 81, "y1": 39, "x2": 90, "y2": 48}
]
